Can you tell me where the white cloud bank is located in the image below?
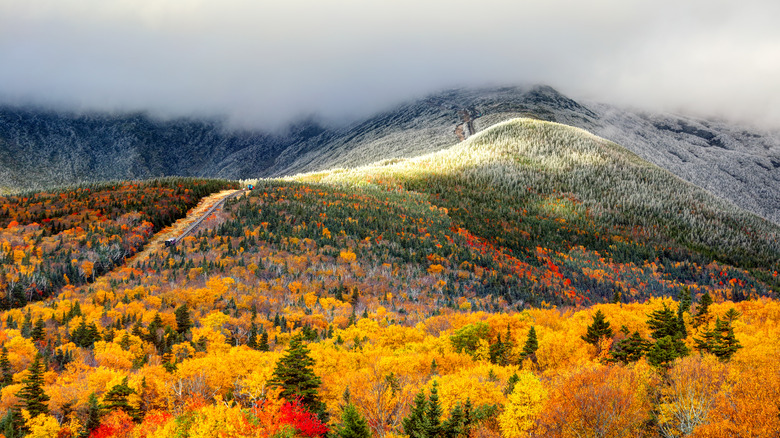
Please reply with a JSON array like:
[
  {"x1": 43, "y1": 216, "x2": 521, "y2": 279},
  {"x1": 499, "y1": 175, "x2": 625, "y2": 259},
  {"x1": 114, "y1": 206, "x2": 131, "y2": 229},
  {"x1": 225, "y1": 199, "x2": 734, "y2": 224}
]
[{"x1": 1, "y1": 0, "x2": 779, "y2": 129}]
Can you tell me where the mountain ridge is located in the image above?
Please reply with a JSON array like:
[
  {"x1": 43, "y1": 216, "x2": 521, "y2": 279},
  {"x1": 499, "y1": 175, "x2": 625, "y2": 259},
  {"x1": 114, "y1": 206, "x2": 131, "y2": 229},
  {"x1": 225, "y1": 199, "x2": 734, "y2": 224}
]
[{"x1": 1, "y1": 85, "x2": 778, "y2": 225}]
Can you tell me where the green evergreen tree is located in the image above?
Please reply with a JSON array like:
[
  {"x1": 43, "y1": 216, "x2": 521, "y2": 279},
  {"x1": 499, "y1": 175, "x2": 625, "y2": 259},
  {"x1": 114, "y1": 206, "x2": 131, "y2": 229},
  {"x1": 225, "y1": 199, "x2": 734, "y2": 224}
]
[
  {"x1": 0, "y1": 346, "x2": 12, "y2": 388},
  {"x1": 425, "y1": 381, "x2": 443, "y2": 438},
  {"x1": 17, "y1": 354, "x2": 49, "y2": 418},
  {"x1": 520, "y1": 326, "x2": 538, "y2": 363},
  {"x1": 82, "y1": 392, "x2": 103, "y2": 437},
  {"x1": 693, "y1": 291, "x2": 713, "y2": 328},
  {"x1": 647, "y1": 304, "x2": 686, "y2": 341},
  {"x1": 258, "y1": 332, "x2": 270, "y2": 352},
  {"x1": 608, "y1": 331, "x2": 651, "y2": 364},
  {"x1": 723, "y1": 308, "x2": 741, "y2": 323},
  {"x1": 695, "y1": 317, "x2": 742, "y2": 362},
  {"x1": 581, "y1": 310, "x2": 614, "y2": 346},
  {"x1": 403, "y1": 390, "x2": 428, "y2": 438},
  {"x1": 488, "y1": 333, "x2": 510, "y2": 365},
  {"x1": 175, "y1": 304, "x2": 192, "y2": 335},
  {"x1": 442, "y1": 400, "x2": 472, "y2": 438},
  {"x1": 0, "y1": 407, "x2": 24, "y2": 438},
  {"x1": 337, "y1": 403, "x2": 371, "y2": 438},
  {"x1": 647, "y1": 336, "x2": 687, "y2": 368},
  {"x1": 646, "y1": 304, "x2": 689, "y2": 368},
  {"x1": 714, "y1": 318, "x2": 741, "y2": 361},
  {"x1": 103, "y1": 376, "x2": 137, "y2": 419},
  {"x1": 247, "y1": 323, "x2": 258, "y2": 349},
  {"x1": 504, "y1": 373, "x2": 520, "y2": 395},
  {"x1": 677, "y1": 287, "x2": 692, "y2": 337},
  {"x1": 31, "y1": 318, "x2": 46, "y2": 342},
  {"x1": 20, "y1": 312, "x2": 32, "y2": 338},
  {"x1": 268, "y1": 334, "x2": 327, "y2": 422}
]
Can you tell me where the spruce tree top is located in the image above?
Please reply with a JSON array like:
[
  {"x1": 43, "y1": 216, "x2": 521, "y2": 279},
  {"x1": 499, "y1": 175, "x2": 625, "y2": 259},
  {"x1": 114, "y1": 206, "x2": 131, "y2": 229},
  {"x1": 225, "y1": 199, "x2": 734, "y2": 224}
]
[
  {"x1": 582, "y1": 310, "x2": 613, "y2": 345},
  {"x1": 17, "y1": 354, "x2": 49, "y2": 418},
  {"x1": 269, "y1": 334, "x2": 327, "y2": 422}
]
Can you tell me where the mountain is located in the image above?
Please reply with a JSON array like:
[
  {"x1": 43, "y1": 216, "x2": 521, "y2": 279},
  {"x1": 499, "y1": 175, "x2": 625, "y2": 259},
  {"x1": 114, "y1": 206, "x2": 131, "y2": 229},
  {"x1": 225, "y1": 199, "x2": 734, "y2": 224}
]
[
  {"x1": 0, "y1": 117, "x2": 778, "y2": 437},
  {"x1": 1, "y1": 86, "x2": 778, "y2": 225}
]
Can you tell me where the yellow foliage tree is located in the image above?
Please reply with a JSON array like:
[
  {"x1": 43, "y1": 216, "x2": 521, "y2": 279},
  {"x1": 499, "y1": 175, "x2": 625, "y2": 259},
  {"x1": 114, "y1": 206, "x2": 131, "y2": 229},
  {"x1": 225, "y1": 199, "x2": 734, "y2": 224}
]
[{"x1": 498, "y1": 370, "x2": 547, "y2": 438}]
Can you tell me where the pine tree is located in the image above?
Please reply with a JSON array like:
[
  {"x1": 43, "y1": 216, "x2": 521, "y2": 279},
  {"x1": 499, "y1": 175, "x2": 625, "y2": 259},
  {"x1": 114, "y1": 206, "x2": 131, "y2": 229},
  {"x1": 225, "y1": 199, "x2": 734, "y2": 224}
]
[
  {"x1": 521, "y1": 326, "x2": 538, "y2": 362},
  {"x1": 31, "y1": 318, "x2": 46, "y2": 342},
  {"x1": 103, "y1": 376, "x2": 137, "y2": 419},
  {"x1": 608, "y1": 330, "x2": 651, "y2": 364},
  {"x1": 82, "y1": 392, "x2": 103, "y2": 437},
  {"x1": 443, "y1": 399, "x2": 473, "y2": 438},
  {"x1": 714, "y1": 318, "x2": 741, "y2": 361},
  {"x1": 646, "y1": 304, "x2": 689, "y2": 368},
  {"x1": 258, "y1": 332, "x2": 270, "y2": 352},
  {"x1": 337, "y1": 403, "x2": 371, "y2": 438},
  {"x1": 677, "y1": 287, "x2": 692, "y2": 337},
  {"x1": 647, "y1": 304, "x2": 685, "y2": 340},
  {"x1": 17, "y1": 354, "x2": 49, "y2": 418},
  {"x1": 269, "y1": 334, "x2": 327, "y2": 422},
  {"x1": 175, "y1": 304, "x2": 192, "y2": 335},
  {"x1": 504, "y1": 373, "x2": 520, "y2": 395},
  {"x1": 425, "y1": 381, "x2": 443, "y2": 438},
  {"x1": 0, "y1": 346, "x2": 12, "y2": 389},
  {"x1": 403, "y1": 390, "x2": 428, "y2": 438},
  {"x1": 695, "y1": 316, "x2": 742, "y2": 362},
  {"x1": 247, "y1": 323, "x2": 258, "y2": 349},
  {"x1": 647, "y1": 336, "x2": 687, "y2": 368},
  {"x1": 693, "y1": 291, "x2": 713, "y2": 328},
  {"x1": 581, "y1": 310, "x2": 614, "y2": 346},
  {"x1": 488, "y1": 333, "x2": 507, "y2": 365},
  {"x1": 0, "y1": 407, "x2": 24, "y2": 438}
]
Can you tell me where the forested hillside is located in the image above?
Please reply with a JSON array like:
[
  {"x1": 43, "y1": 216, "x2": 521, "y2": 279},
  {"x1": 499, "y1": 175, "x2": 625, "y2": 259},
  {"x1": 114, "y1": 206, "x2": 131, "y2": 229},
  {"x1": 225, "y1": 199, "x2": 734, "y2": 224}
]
[{"x1": 0, "y1": 120, "x2": 777, "y2": 437}]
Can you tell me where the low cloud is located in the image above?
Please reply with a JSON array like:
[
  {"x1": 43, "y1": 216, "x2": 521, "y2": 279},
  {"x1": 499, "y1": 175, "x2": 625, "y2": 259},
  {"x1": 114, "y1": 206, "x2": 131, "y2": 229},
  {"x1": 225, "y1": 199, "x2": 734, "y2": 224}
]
[{"x1": 1, "y1": 0, "x2": 779, "y2": 129}]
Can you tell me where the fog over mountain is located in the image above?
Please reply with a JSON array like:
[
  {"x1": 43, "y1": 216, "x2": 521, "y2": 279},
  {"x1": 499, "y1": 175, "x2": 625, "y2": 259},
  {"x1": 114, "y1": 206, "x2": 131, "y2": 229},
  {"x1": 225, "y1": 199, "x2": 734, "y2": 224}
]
[
  {"x1": 1, "y1": 86, "x2": 778, "y2": 226},
  {"x1": 1, "y1": 1, "x2": 780, "y2": 129}
]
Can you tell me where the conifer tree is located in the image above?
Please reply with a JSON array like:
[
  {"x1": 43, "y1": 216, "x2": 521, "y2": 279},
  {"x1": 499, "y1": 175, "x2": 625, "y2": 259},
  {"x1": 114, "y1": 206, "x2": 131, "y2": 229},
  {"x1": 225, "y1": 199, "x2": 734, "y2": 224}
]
[
  {"x1": 269, "y1": 334, "x2": 327, "y2": 422},
  {"x1": 175, "y1": 304, "x2": 192, "y2": 335},
  {"x1": 425, "y1": 381, "x2": 443, "y2": 438},
  {"x1": 693, "y1": 291, "x2": 713, "y2": 328},
  {"x1": 83, "y1": 392, "x2": 103, "y2": 437},
  {"x1": 646, "y1": 304, "x2": 689, "y2": 368},
  {"x1": 714, "y1": 318, "x2": 741, "y2": 361},
  {"x1": 611, "y1": 288, "x2": 621, "y2": 304},
  {"x1": 0, "y1": 346, "x2": 12, "y2": 389},
  {"x1": 403, "y1": 391, "x2": 428, "y2": 438},
  {"x1": 442, "y1": 400, "x2": 472, "y2": 438},
  {"x1": 103, "y1": 376, "x2": 137, "y2": 419},
  {"x1": 581, "y1": 310, "x2": 614, "y2": 346},
  {"x1": 17, "y1": 354, "x2": 49, "y2": 418},
  {"x1": 0, "y1": 407, "x2": 23, "y2": 438},
  {"x1": 247, "y1": 323, "x2": 258, "y2": 349},
  {"x1": 337, "y1": 403, "x2": 372, "y2": 438},
  {"x1": 31, "y1": 318, "x2": 46, "y2": 342},
  {"x1": 258, "y1": 332, "x2": 270, "y2": 352},
  {"x1": 519, "y1": 326, "x2": 539, "y2": 366},
  {"x1": 608, "y1": 331, "x2": 651, "y2": 364},
  {"x1": 504, "y1": 373, "x2": 520, "y2": 395},
  {"x1": 695, "y1": 316, "x2": 742, "y2": 362}
]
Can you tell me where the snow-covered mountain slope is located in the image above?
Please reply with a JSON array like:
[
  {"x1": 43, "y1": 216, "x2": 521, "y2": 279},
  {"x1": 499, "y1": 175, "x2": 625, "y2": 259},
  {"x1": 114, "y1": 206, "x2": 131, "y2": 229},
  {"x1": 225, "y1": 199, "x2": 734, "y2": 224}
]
[{"x1": 1, "y1": 85, "x2": 777, "y2": 224}]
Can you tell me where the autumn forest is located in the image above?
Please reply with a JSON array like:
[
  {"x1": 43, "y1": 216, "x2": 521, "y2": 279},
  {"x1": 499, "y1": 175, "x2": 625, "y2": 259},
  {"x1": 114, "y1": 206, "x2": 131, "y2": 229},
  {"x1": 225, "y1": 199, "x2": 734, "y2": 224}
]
[{"x1": 0, "y1": 119, "x2": 778, "y2": 438}]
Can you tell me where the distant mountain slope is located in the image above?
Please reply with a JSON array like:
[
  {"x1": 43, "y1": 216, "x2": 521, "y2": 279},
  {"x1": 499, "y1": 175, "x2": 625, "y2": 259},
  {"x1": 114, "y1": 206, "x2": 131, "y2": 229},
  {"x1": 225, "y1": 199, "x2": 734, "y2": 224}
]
[
  {"x1": 1, "y1": 86, "x2": 778, "y2": 224},
  {"x1": 306, "y1": 118, "x2": 780, "y2": 300}
]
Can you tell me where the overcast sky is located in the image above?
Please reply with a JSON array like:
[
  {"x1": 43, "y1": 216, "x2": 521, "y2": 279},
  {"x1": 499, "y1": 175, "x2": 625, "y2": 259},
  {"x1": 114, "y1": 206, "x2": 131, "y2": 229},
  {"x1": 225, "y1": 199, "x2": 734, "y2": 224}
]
[{"x1": 1, "y1": 0, "x2": 779, "y2": 129}]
